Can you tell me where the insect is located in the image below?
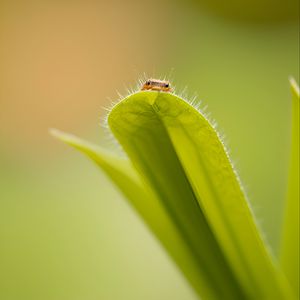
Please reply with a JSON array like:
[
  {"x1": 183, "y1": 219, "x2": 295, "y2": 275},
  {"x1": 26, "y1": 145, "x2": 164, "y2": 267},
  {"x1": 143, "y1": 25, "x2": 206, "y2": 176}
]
[{"x1": 141, "y1": 79, "x2": 172, "y2": 92}]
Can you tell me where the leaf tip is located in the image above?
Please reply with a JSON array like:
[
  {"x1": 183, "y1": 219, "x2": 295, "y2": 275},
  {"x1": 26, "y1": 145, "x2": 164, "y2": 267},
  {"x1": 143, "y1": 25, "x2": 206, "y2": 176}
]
[
  {"x1": 49, "y1": 128, "x2": 62, "y2": 138},
  {"x1": 49, "y1": 128, "x2": 77, "y2": 146},
  {"x1": 289, "y1": 77, "x2": 300, "y2": 98}
]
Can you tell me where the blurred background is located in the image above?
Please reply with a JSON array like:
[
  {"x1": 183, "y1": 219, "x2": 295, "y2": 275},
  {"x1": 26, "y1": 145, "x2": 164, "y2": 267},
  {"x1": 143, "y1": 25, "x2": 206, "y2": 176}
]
[{"x1": 0, "y1": 0, "x2": 299, "y2": 299}]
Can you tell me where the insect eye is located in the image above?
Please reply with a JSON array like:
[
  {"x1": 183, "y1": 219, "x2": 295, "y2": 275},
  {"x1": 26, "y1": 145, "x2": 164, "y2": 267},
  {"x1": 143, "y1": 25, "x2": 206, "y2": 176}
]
[
  {"x1": 146, "y1": 81, "x2": 150, "y2": 85},
  {"x1": 165, "y1": 83, "x2": 169, "y2": 88}
]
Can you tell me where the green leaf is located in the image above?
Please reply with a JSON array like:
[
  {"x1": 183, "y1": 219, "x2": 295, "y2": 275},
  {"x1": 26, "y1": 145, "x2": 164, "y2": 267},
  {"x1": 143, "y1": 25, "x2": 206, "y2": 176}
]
[
  {"x1": 51, "y1": 89, "x2": 296, "y2": 300},
  {"x1": 107, "y1": 91, "x2": 295, "y2": 300},
  {"x1": 280, "y1": 78, "x2": 299, "y2": 297},
  {"x1": 50, "y1": 129, "x2": 242, "y2": 299}
]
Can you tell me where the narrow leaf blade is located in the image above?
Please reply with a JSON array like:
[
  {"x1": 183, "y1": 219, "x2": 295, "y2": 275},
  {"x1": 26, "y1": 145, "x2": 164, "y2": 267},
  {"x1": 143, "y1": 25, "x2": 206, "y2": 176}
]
[
  {"x1": 280, "y1": 78, "x2": 299, "y2": 297},
  {"x1": 50, "y1": 129, "x2": 234, "y2": 299}
]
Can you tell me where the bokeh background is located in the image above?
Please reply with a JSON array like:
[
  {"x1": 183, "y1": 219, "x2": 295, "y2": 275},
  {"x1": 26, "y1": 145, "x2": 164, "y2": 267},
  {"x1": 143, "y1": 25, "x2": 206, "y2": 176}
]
[{"x1": 0, "y1": 0, "x2": 299, "y2": 299}]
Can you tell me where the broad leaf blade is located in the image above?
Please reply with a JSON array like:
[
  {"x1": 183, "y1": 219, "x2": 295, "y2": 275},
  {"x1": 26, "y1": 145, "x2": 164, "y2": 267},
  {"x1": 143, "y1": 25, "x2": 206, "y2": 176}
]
[
  {"x1": 108, "y1": 91, "x2": 295, "y2": 300},
  {"x1": 280, "y1": 78, "x2": 299, "y2": 297},
  {"x1": 108, "y1": 95, "x2": 245, "y2": 299}
]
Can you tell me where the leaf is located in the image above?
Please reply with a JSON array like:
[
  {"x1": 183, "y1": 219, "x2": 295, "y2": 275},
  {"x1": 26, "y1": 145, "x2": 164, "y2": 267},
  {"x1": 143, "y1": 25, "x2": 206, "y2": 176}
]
[
  {"x1": 50, "y1": 129, "x2": 242, "y2": 299},
  {"x1": 280, "y1": 78, "x2": 299, "y2": 297},
  {"x1": 51, "y1": 88, "x2": 296, "y2": 300},
  {"x1": 107, "y1": 91, "x2": 295, "y2": 299}
]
